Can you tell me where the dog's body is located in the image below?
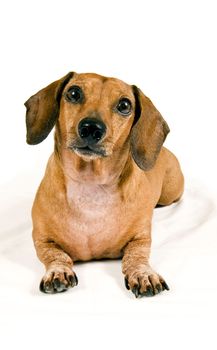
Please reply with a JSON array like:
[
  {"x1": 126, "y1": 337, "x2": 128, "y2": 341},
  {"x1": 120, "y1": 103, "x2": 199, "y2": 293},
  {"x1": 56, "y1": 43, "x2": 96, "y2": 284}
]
[{"x1": 25, "y1": 72, "x2": 184, "y2": 297}]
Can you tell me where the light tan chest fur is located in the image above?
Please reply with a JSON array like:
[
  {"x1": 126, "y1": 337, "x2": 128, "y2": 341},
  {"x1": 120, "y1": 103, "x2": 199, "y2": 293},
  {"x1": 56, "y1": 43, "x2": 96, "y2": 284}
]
[{"x1": 63, "y1": 181, "x2": 133, "y2": 260}]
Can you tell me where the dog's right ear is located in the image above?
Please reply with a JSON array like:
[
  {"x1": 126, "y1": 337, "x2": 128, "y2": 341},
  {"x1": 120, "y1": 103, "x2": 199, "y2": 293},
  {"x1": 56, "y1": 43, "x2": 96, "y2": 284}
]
[{"x1": 24, "y1": 72, "x2": 73, "y2": 145}]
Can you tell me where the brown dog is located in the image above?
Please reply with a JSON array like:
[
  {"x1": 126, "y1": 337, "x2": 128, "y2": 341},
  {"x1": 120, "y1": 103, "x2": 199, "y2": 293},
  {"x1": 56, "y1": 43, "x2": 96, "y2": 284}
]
[{"x1": 25, "y1": 72, "x2": 184, "y2": 297}]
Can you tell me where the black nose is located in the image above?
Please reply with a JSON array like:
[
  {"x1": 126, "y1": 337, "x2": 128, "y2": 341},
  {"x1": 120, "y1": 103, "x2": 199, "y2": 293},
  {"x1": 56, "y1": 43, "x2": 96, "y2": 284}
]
[{"x1": 78, "y1": 118, "x2": 106, "y2": 144}]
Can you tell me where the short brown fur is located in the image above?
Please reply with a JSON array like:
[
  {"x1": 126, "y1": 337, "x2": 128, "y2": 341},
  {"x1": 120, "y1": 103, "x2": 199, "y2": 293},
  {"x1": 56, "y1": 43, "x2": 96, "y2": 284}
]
[{"x1": 25, "y1": 72, "x2": 184, "y2": 297}]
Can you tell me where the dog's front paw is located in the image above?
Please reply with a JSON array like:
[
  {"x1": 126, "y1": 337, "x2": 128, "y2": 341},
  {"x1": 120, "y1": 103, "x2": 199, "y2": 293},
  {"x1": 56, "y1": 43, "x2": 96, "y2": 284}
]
[
  {"x1": 39, "y1": 265, "x2": 78, "y2": 294},
  {"x1": 124, "y1": 267, "x2": 169, "y2": 298}
]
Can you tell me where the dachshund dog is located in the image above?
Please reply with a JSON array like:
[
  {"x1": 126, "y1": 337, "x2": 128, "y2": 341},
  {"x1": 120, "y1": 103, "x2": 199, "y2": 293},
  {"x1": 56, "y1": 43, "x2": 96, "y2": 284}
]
[{"x1": 25, "y1": 72, "x2": 184, "y2": 297}]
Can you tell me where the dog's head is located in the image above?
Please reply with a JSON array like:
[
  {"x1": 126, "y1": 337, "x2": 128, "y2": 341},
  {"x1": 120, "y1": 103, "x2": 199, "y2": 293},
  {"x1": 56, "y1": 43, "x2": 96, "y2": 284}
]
[{"x1": 25, "y1": 72, "x2": 169, "y2": 170}]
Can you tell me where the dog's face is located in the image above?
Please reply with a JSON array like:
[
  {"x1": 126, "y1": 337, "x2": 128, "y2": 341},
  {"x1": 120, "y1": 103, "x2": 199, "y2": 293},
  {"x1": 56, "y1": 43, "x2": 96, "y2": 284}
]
[
  {"x1": 25, "y1": 72, "x2": 169, "y2": 170},
  {"x1": 59, "y1": 73, "x2": 135, "y2": 161}
]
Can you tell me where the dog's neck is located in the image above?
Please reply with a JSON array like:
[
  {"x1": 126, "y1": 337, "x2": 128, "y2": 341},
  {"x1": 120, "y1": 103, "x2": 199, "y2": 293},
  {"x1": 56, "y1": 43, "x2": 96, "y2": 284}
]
[{"x1": 57, "y1": 143, "x2": 132, "y2": 187}]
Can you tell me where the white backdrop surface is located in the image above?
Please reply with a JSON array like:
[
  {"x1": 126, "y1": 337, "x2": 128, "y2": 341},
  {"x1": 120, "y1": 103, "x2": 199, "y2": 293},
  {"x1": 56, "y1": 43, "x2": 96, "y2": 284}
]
[{"x1": 0, "y1": 0, "x2": 217, "y2": 349}]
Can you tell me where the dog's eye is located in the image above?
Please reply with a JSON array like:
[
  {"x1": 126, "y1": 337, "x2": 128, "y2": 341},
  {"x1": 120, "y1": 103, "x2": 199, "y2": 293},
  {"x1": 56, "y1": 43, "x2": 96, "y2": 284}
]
[
  {"x1": 65, "y1": 86, "x2": 83, "y2": 104},
  {"x1": 116, "y1": 98, "x2": 132, "y2": 116}
]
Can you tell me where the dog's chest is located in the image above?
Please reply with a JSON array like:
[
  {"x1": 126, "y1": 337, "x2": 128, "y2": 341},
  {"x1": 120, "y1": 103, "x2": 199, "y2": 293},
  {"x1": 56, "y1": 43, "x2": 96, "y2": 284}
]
[
  {"x1": 67, "y1": 182, "x2": 117, "y2": 218},
  {"x1": 65, "y1": 181, "x2": 125, "y2": 259}
]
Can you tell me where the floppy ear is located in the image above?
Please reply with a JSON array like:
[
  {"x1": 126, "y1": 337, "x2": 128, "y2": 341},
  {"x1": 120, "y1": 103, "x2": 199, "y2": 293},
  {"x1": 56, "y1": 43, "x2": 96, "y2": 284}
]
[
  {"x1": 130, "y1": 85, "x2": 170, "y2": 171},
  {"x1": 24, "y1": 72, "x2": 73, "y2": 145}
]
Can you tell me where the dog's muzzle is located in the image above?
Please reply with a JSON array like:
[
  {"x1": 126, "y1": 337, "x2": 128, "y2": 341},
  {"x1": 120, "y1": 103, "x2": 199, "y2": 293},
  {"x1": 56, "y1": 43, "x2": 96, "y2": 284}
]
[{"x1": 70, "y1": 118, "x2": 107, "y2": 157}]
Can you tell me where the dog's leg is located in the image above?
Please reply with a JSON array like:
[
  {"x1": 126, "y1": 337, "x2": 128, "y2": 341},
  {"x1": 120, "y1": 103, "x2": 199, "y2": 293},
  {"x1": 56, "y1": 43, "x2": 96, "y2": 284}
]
[
  {"x1": 122, "y1": 231, "x2": 169, "y2": 298},
  {"x1": 34, "y1": 237, "x2": 78, "y2": 294}
]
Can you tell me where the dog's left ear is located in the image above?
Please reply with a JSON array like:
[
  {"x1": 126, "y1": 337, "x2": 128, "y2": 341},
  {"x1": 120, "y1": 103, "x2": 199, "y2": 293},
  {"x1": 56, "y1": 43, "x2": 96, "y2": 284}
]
[
  {"x1": 130, "y1": 85, "x2": 170, "y2": 171},
  {"x1": 24, "y1": 72, "x2": 73, "y2": 145}
]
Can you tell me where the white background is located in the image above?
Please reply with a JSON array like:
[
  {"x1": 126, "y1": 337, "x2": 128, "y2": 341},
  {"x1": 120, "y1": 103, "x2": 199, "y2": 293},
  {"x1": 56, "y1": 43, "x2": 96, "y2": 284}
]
[{"x1": 0, "y1": 0, "x2": 217, "y2": 349}]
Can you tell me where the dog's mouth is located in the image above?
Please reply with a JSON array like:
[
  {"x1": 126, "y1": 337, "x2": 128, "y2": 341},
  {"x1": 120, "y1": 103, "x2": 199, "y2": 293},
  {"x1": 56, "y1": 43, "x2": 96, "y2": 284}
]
[{"x1": 70, "y1": 145, "x2": 107, "y2": 158}]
